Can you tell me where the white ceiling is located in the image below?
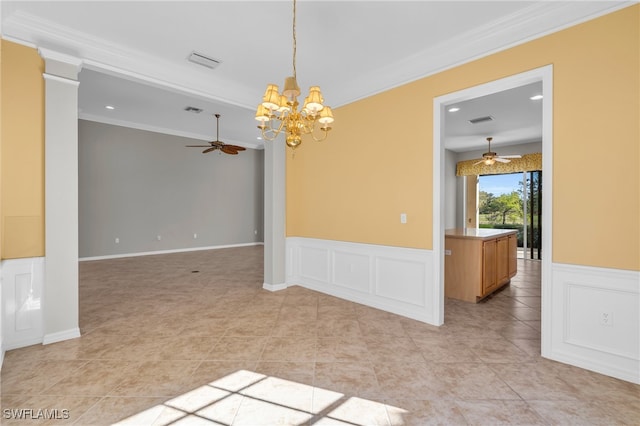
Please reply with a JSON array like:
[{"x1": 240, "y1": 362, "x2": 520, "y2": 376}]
[
  {"x1": 444, "y1": 81, "x2": 543, "y2": 152},
  {"x1": 1, "y1": 1, "x2": 633, "y2": 150}
]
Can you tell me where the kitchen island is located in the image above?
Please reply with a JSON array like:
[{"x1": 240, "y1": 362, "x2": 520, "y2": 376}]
[{"x1": 445, "y1": 228, "x2": 517, "y2": 303}]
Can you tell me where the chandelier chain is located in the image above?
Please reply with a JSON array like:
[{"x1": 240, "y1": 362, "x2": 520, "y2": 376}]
[{"x1": 292, "y1": 0, "x2": 297, "y2": 80}]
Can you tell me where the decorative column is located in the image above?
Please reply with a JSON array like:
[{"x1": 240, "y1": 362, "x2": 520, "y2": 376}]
[
  {"x1": 38, "y1": 48, "x2": 82, "y2": 344},
  {"x1": 263, "y1": 138, "x2": 287, "y2": 291}
]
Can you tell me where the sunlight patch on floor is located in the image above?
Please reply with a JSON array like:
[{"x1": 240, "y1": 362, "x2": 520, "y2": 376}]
[{"x1": 113, "y1": 369, "x2": 407, "y2": 425}]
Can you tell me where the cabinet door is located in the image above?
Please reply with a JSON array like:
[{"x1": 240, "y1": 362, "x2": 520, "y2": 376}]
[
  {"x1": 496, "y1": 237, "x2": 510, "y2": 284},
  {"x1": 508, "y1": 234, "x2": 518, "y2": 277},
  {"x1": 482, "y1": 240, "x2": 497, "y2": 294}
]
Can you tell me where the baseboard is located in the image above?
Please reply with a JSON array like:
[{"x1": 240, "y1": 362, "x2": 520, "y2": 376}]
[
  {"x1": 79, "y1": 242, "x2": 264, "y2": 261},
  {"x1": 263, "y1": 282, "x2": 288, "y2": 292},
  {"x1": 286, "y1": 237, "x2": 436, "y2": 325},
  {"x1": 42, "y1": 327, "x2": 81, "y2": 345},
  {"x1": 548, "y1": 262, "x2": 639, "y2": 384},
  {"x1": 3, "y1": 336, "x2": 44, "y2": 351}
]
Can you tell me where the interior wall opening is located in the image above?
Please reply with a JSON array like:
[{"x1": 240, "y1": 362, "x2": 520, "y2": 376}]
[{"x1": 433, "y1": 66, "x2": 553, "y2": 350}]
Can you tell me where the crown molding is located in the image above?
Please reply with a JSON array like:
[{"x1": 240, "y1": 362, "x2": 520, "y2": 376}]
[
  {"x1": 79, "y1": 113, "x2": 262, "y2": 150},
  {"x1": 3, "y1": 10, "x2": 257, "y2": 110},
  {"x1": 3, "y1": 2, "x2": 634, "y2": 109},
  {"x1": 328, "y1": 1, "x2": 636, "y2": 107}
]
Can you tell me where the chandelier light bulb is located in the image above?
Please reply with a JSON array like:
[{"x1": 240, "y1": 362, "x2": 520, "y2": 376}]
[
  {"x1": 304, "y1": 86, "x2": 324, "y2": 113},
  {"x1": 255, "y1": 104, "x2": 270, "y2": 122},
  {"x1": 318, "y1": 106, "x2": 334, "y2": 125},
  {"x1": 262, "y1": 84, "x2": 281, "y2": 111}
]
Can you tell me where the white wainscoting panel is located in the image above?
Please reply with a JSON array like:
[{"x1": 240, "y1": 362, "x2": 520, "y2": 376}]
[
  {"x1": 375, "y1": 256, "x2": 426, "y2": 307},
  {"x1": 0, "y1": 264, "x2": 3, "y2": 369},
  {"x1": 299, "y1": 246, "x2": 330, "y2": 283},
  {"x1": 1, "y1": 257, "x2": 45, "y2": 350},
  {"x1": 286, "y1": 237, "x2": 435, "y2": 325},
  {"x1": 550, "y1": 263, "x2": 639, "y2": 383},
  {"x1": 333, "y1": 250, "x2": 370, "y2": 293}
]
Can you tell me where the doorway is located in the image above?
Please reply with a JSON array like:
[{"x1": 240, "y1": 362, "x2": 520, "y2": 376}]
[{"x1": 432, "y1": 65, "x2": 552, "y2": 358}]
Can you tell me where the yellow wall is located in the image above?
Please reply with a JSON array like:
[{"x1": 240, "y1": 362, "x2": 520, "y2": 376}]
[
  {"x1": 1, "y1": 40, "x2": 45, "y2": 259},
  {"x1": 287, "y1": 5, "x2": 640, "y2": 271}
]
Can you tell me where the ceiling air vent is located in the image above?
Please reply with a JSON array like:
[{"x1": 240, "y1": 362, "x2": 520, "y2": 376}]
[
  {"x1": 468, "y1": 115, "x2": 494, "y2": 124},
  {"x1": 187, "y1": 51, "x2": 222, "y2": 70},
  {"x1": 184, "y1": 106, "x2": 203, "y2": 113}
]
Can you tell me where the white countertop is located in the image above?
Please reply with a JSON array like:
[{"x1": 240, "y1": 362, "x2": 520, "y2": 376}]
[{"x1": 445, "y1": 228, "x2": 518, "y2": 240}]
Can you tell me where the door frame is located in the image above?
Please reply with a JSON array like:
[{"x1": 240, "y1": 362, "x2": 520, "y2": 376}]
[{"x1": 432, "y1": 65, "x2": 553, "y2": 357}]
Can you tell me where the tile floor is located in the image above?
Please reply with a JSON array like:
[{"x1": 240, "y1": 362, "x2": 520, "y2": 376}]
[{"x1": 1, "y1": 245, "x2": 638, "y2": 425}]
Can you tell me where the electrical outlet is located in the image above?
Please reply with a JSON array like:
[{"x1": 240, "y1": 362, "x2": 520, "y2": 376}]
[
  {"x1": 400, "y1": 213, "x2": 407, "y2": 224},
  {"x1": 115, "y1": 237, "x2": 119, "y2": 244},
  {"x1": 599, "y1": 311, "x2": 613, "y2": 326},
  {"x1": 193, "y1": 233, "x2": 198, "y2": 239},
  {"x1": 157, "y1": 235, "x2": 162, "y2": 241}
]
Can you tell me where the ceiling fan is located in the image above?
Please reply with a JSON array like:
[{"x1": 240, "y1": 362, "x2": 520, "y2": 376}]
[
  {"x1": 473, "y1": 137, "x2": 521, "y2": 165},
  {"x1": 186, "y1": 113, "x2": 247, "y2": 155}
]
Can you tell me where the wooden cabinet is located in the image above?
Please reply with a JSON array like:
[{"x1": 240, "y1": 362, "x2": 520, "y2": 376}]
[
  {"x1": 482, "y1": 239, "x2": 497, "y2": 294},
  {"x1": 508, "y1": 233, "x2": 517, "y2": 277},
  {"x1": 445, "y1": 228, "x2": 518, "y2": 303},
  {"x1": 496, "y1": 236, "x2": 510, "y2": 284}
]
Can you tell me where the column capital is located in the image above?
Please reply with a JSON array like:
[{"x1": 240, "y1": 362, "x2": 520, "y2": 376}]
[{"x1": 38, "y1": 48, "x2": 83, "y2": 80}]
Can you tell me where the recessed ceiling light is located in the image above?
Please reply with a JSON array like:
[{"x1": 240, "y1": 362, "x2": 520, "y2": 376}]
[
  {"x1": 448, "y1": 107, "x2": 460, "y2": 112},
  {"x1": 105, "y1": 105, "x2": 115, "y2": 110},
  {"x1": 530, "y1": 95, "x2": 543, "y2": 100}
]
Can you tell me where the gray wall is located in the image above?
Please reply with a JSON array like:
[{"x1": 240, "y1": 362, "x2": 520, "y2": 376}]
[{"x1": 78, "y1": 120, "x2": 264, "y2": 258}]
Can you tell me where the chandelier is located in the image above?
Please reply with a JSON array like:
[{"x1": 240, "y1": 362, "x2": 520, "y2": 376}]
[{"x1": 254, "y1": 0, "x2": 334, "y2": 149}]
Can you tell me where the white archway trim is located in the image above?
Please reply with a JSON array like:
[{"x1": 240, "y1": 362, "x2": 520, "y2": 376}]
[{"x1": 432, "y1": 65, "x2": 553, "y2": 331}]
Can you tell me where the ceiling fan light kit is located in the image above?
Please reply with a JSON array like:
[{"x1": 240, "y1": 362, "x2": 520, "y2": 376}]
[
  {"x1": 185, "y1": 113, "x2": 247, "y2": 155},
  {"x1": 473, "y1": 137, "x2": 522, "y2": 166},
  {"x1": 255, "y1": 0, "x2": 335, "y2": 149}
]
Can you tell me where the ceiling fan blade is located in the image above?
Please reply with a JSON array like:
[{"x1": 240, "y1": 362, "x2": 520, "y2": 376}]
[
  {"x1": 494, "y1": 157, "x2": 511, "y2": 163},
  {"x1": 221, "y1": 146, "x2": 239, "y2": 155},
  {"x1": 473, "y1": 159, "x2": 486, "y2": 165},
  {"x1": 187, "y1": 114, "x2": 243, "y2": 156},
  {"x1": 498, "y1": 155, "x2": 522, "y2": 159}
]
